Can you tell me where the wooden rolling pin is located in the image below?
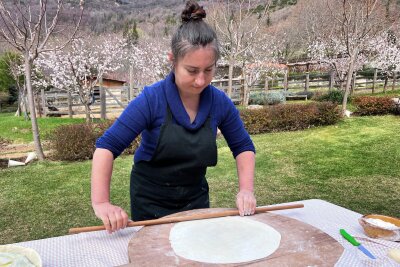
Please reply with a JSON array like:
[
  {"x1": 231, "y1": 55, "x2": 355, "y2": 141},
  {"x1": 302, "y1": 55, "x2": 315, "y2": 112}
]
[{"x1": 69, "y1": 203, "x2": 304, "y2": 234}]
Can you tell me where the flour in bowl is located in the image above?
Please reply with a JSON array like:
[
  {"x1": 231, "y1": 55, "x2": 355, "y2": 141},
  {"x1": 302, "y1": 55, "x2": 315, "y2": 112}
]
[{"x1": 365, "y1": 218, "x2": 400, "y2": 230}]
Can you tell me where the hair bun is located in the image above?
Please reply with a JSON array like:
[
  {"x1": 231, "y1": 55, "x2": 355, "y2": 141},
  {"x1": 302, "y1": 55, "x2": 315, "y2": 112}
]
[{"x1": 181, "y1": 0, "x2": 206, "y2": 23}]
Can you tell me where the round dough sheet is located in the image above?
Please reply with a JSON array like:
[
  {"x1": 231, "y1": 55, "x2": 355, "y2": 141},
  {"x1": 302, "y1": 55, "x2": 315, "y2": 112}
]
[{"x1": 169, "y1": 216, "x2": 281, "y2": 264}]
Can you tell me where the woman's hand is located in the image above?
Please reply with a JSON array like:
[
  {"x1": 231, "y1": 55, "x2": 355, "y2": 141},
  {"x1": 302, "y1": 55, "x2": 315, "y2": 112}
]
[
  {"x1": 92, "y1": 202, "x2": 129, "y2": 234},
  {"x1": 236, "y1": 190, "x2": 256, "y2": 216}
]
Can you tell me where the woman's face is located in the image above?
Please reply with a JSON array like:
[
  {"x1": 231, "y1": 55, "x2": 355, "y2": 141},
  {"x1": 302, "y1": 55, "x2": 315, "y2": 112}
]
[{"x1": 172, "y1": 45, "x2": 216, "y2": 97}]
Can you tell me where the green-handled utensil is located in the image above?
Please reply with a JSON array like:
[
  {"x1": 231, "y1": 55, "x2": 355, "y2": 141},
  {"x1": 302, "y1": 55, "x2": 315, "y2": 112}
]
[{"x1": 340, "y1": 229, "x2": 376, "y2": 259}]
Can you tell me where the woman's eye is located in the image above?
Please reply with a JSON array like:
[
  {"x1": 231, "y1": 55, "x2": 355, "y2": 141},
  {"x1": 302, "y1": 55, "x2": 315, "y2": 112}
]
[{"x1": 188, "y1": 69, "x2": 197, "y2": 74}]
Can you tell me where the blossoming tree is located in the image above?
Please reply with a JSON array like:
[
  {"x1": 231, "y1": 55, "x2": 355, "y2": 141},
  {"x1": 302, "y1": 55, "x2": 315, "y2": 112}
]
[
  {"x1": 368, "y1": 33, "x2": 400, "y2": 92},
  {"x1": 36, "y1": 35, "x2": 126, "y2": 122},
  {"x1": 125, "y1": 36, "x2": 170, "y2": 90},
  {"x1": 307, "y1": 0, "x2": 389, "y2": 114},
  {"x1": 0, "y1": 0, "x2": 84, "y2": 160}
]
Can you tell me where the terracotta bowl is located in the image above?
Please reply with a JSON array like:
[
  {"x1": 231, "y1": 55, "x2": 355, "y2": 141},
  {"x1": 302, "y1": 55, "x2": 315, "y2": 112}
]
[{"x1": 359, "y1": 214, "x2": 400, "y2": 241}]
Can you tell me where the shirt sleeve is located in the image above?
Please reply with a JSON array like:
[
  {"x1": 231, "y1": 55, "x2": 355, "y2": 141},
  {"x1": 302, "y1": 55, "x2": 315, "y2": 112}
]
[
  {"x1": 95, "y1": 88, "x2": 152, "y2": 158},
  {"x1": 218, "y1": 96, "x2": 256, "y2": 158}
]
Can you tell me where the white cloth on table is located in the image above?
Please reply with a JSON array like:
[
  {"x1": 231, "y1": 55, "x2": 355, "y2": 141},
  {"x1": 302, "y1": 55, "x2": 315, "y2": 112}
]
[{"x1": 14, "y1": 199, "x2": 400, "y2": 267}]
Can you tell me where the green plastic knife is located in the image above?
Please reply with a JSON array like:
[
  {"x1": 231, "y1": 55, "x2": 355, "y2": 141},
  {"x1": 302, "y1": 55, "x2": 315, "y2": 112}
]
[{"x1": 340, "y1": 229, "x2": 376, "y2": 259}]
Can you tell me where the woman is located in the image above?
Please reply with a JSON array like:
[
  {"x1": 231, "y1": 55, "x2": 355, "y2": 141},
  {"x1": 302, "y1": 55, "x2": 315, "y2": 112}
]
[{"x1": 91, "y1": 0, "x2": 256, "y2": 233}]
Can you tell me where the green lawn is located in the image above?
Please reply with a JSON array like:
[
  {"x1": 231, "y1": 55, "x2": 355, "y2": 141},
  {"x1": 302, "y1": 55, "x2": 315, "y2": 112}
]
[
  {"x1": 0, "y1": 115, "x2": 399, "y2": 244},
  {"x1": 0, "y1": 113, "x2": 85, "y2": 143},
  {"x1": 360, "y1": 88, "x2": 400, "y2": 97}
]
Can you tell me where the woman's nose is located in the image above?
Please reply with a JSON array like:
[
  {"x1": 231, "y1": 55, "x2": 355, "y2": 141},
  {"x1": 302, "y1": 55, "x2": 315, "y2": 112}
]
[{"x1": 194, "y1": 73, "x2": 205, "y2": 87}]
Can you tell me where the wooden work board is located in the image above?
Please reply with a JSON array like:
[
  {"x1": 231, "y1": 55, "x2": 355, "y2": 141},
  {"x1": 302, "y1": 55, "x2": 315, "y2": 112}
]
[{"x1": 124, "y1": 208, "x2": 344, "y2": 266}]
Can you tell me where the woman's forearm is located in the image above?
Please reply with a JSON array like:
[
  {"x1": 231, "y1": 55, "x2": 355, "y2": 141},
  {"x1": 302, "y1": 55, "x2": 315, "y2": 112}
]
[
  {"x1": 91, "y1": 148, "x2": 114, "y2": 205},
  {"x1": 235, "y1": 151, "x2": 255, "y2": 192},
  {"x1": 235, "y1": 151, "x2": 256, "y2": 216}
]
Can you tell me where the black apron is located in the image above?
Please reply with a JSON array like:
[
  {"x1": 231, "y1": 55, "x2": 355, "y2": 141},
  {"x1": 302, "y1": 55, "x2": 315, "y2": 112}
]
[{"x1": 130, "y1": 106, "x2": 217, "y2": 221}]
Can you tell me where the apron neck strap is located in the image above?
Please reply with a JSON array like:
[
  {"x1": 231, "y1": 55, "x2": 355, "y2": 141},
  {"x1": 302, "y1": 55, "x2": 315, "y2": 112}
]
[{"x1": 165, "y1": 105, "x2": 173, "y2": 123}]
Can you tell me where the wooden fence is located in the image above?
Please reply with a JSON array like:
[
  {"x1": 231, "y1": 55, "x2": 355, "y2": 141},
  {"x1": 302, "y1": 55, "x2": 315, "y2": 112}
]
[
  {"x1": 40, "y1": 85, "x2": 139, "y2": 119},
  {"x1": 39, "y1": 70, "x2": 399, "y2": 118},
  {"x1": 214, "y1": 69, "x2": 399, "y2": 100}
]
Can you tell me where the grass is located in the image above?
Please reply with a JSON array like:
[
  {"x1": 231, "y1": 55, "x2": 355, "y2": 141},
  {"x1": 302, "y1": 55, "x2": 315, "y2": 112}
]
[
  {"x1": 1, "y1": 115, "x2": 399, "y2": 244},
  {"x1": 360, "y1": 88, "x2": 400, "y2": 97},
  {"x1": 0, "y1": 113, "x2": 85, "y2": 143}
]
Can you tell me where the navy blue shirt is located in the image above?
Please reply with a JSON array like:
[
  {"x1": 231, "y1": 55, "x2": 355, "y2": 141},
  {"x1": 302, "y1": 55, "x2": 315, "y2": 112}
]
[{"x1": 96, "y1": 72, "x2": 255, "y2": 163}]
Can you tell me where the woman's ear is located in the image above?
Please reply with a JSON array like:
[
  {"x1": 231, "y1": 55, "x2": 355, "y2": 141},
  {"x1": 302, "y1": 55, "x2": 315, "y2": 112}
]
[{"x1": 167, "y1": 52, "x2": 174, "y2": 63}]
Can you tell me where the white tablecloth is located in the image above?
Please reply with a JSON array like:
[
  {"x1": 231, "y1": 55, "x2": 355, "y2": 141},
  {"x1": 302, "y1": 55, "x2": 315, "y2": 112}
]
[{"x1": 14, "y1": 199, "x2": 400, "y2": 266}]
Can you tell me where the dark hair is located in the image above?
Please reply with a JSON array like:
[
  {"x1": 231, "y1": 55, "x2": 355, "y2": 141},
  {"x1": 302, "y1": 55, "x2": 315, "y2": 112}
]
[{"x1": 171, "y1": 0, "x2": 220, "y2": 61}]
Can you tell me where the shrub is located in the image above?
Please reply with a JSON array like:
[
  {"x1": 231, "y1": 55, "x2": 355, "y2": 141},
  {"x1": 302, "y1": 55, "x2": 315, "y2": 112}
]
[
  {"x1": 49, "y1": 123, "x2": 97, "y2": 161},
  {"x1": 295, "y1": 91, "x2": 314, "y2": 99},
  {"x1": 248, "y1": 91, "x2": 266, "y2": 105},
  {"x1": 240, "y1": 102, "x2": 341, "y2": 134},
  {"x1": 313, "y1": 90, "x2": 345, "y2": 104},
  {"x1": 249, "y1": 91, "x2": 286, "y2": 105},
  {"x1": 352, "y1": 96, "x2": 396, "y2": 116},
  {"x1": 49, "y1": 120, "x2": 140, "y2": 161}
]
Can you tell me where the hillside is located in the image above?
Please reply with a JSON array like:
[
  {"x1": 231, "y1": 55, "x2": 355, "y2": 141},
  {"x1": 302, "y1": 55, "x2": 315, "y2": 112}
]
[
  {"x1": 71, "y1": 0, "x2": 297, "y2": 34},
  {"x1": 1, "y1": 0, "x2": 298, "y2": 34},
  {"x1": 77, "y1": 0, "x2": 197, "y2": 33}
]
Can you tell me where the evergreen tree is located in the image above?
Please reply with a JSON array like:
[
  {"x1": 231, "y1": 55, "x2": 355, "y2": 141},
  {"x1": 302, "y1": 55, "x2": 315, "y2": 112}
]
[
  {"x1": 0, "y1": 52, "x2": 23, "y2": 104},
  {"x1": 123, "y1": 20, "x2": 139, "y2": 46}
]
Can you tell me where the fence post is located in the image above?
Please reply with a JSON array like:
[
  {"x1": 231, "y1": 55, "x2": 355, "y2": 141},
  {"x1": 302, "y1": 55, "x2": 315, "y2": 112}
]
[
  {"x1": 127, "y1": 84, "x2": 131, "y2": 101},
  {"x1": 372, "y1": 68, "x2": 377, "y2": 94},
  {"x1": 329, "y1": 71, "x2": 334, "y2": 91},
  {"x1": 264, "y1": 77, "x2": 269, "y2": 92},
  {"x1": 100, "y1": 77, "x2": 106, "y2": 120},
  {"x1": 243, "y1": 77, "x2": 249, "y2": 106},
  {"x1": 68, "y1": 91, "x2": 73, "y2": 118},
  {"x1": 305, "y1": 72, "x2": 310, "y2": 92},
  {"x1": 35, "y1": 91, "x2": 42, "y2": 118},
  {"x1": 41, "y1": 89, "x2": 46, "y2": 117}
]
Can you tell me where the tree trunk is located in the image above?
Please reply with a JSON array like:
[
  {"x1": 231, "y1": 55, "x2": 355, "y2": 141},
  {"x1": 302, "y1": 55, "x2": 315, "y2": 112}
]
[
  {"x1": 383, "y1": 75, "x2": 388, "y2": 93},
  {"x1": 242, "y1": 69, "x2": 250, "y2": 107},
  {"x1": 25, "y1": 57, "x2": 45, "y2": 160},
  {"x1": 129, "y1": 65, "x2": 134, "y2": 101},
  {"x1": 100, "y1": 77, "x2": 106, "y2": 120},
  {"x1": 22, "y1": 91, "x2": 29, "y2": 121},
  {"x1": 84, "y1": 103, "x2": 91, "y2": 123},
  {"x1": 392, "y1": 71, "x2": 396, "y2": 91},
  {"x1": 340, "y1": 80, "x2": 344, "y2": 91},
  {"x1": 284, "y1": 69, "x2": 288, "y2": 91},
  {"x1": 342, "y1": 58, "x2": 355, "y2": 114},
  {"x1": 68, "y1": 90, "x2": 73, "y2": 118},
  {"x1": 41, "y1": 89, "x2": 47, "y2": 117},
  {"x1": 227, "y1": 58, "x2": 234, "y2": 98},
  {"x1": 36, "y1": 91, "x2": 43, "y2": 118},
  {"x1": 329, "y1": 71, "x2": 335, "y2": 91},
  {"x1": 350, "y1": 71, "x2": 356, "y2": 95},
  {"x1": 372, "y1": 68, "x2": 377, "y2": 94},
  {"x1": 15, "y1": 91, "x2": 22, "y2": 117}
]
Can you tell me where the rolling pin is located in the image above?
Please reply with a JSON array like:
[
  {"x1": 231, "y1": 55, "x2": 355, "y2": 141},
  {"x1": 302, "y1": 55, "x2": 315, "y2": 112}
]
[{"x1": 69, "y1": 203, "x2": 304, "y2": 234}]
